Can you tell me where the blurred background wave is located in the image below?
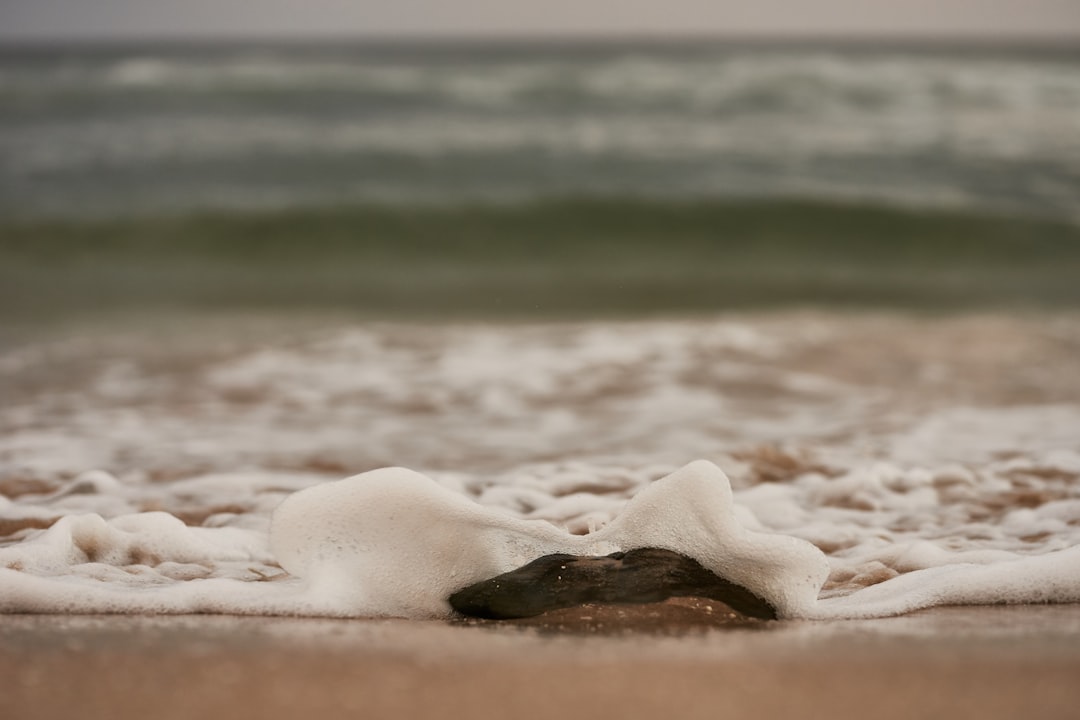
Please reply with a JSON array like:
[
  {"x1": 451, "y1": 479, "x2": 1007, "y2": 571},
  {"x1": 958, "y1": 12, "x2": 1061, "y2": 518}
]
[
  {"x1": 2, "y1": 37, "x2": 1080, "y2": 321},
  {"x1": 3, "y1": 40, "x2": 1079, "y2": 218}
]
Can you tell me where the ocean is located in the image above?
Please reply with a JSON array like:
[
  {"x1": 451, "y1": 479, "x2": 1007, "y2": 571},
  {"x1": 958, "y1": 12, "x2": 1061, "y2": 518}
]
[
  {"x1": 1, "y1": 39, "x2": 1079, "y2": 219},
  {"x1": 2, "y1": 39, "x2": 1080, "y2": 620}
]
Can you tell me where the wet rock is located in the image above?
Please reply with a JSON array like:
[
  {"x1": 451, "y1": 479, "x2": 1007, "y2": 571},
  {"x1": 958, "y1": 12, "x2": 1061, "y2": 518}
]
[{"x1": 449, "y1": 548, "x2": 778, "y2": 620}]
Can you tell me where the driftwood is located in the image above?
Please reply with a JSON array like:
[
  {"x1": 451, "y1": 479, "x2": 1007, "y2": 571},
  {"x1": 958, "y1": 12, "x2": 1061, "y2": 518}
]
[{"x1": 449, "y1": 548, "x2": 777, "y2": 620}]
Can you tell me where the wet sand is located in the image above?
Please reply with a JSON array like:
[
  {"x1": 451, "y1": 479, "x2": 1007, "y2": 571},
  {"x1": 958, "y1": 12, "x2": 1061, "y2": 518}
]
[{"x1": 4, "y1": 603, "x2": 1080, "y2": 720}]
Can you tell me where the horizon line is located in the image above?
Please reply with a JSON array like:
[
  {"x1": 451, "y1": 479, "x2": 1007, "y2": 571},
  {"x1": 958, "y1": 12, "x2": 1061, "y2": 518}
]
[{"x1": 2, "y1": 29, "x2": 1079, "y2": 50}]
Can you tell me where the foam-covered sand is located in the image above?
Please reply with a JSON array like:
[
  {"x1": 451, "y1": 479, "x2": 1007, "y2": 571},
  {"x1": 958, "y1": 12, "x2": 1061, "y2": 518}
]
[{"x1": 3, "y1": 314, "x2": 1080, "y2": 619}]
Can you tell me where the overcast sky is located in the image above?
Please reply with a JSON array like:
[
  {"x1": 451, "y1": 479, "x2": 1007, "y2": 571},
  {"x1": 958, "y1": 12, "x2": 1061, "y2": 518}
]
[{"x1": 2, "y1": 0, "x2": 1079, "y2": 42}]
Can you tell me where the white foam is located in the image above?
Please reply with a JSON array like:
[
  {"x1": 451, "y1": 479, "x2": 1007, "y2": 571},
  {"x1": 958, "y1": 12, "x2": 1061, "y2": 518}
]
[
  {"x1": 3, "y1": 316, "x2": 1080, "y2": 619},
  {"x1": 269, "y1": 461, "x2": 828, "y2": 618},
  {"x1": 5, "y1": 459, "x2": 1077, "y2": 619},
  {"x1": 0, "y1": 462, "x2": 827, "y2": 617},
  {"x1": 813, "y1": 545, "x2": 1080, "y2": 619}
]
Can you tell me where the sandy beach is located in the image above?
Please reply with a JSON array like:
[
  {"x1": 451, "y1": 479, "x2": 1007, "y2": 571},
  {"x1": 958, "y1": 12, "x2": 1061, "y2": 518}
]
[{"x1": 4, "y1": 604, "x2": 1080, "y2": 720}]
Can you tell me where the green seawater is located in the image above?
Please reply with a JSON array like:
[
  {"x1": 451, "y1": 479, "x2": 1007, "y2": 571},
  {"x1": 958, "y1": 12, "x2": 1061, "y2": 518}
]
[{"x1": 3, "y1": 199, "x2": 1079, "y2": 322}]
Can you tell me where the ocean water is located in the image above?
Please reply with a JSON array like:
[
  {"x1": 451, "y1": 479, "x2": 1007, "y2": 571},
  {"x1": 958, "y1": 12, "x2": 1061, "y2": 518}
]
[
  {"x1": 1, "y1": 39, "x2": 1079, "y2": 219},
  {"x1": 2, "y1": 40, "x2": 1080, "y2": 620},
  {"x1": 2, "y1": 314, "x2": 1080, "y2": 617}
]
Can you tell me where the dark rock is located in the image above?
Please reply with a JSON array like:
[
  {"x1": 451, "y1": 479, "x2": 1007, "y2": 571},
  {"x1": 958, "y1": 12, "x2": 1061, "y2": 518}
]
[{"x1": 449, "y1": 548, "x2": 777, "y2": 620}]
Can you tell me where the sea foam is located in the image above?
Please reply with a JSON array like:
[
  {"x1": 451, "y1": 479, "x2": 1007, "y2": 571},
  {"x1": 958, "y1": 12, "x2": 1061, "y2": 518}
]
[
  {"x1": 3, "y1": 460, "x2": 1079, "y2": 619},
  {"x1": 1, "y1": 462, "x2": 827, "y2": 617},
  {"x1": 2, "y1": 316, "x2": 1079, "y2": 619},
  {"x1": 270, "y1": 462, "x2": 828, "y2": 618}
]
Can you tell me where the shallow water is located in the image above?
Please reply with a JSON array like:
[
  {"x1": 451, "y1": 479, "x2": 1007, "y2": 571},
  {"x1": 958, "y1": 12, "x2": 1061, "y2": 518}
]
[{"x1": 2, "y1": 312, "x2": 1080, "y2": 616}]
